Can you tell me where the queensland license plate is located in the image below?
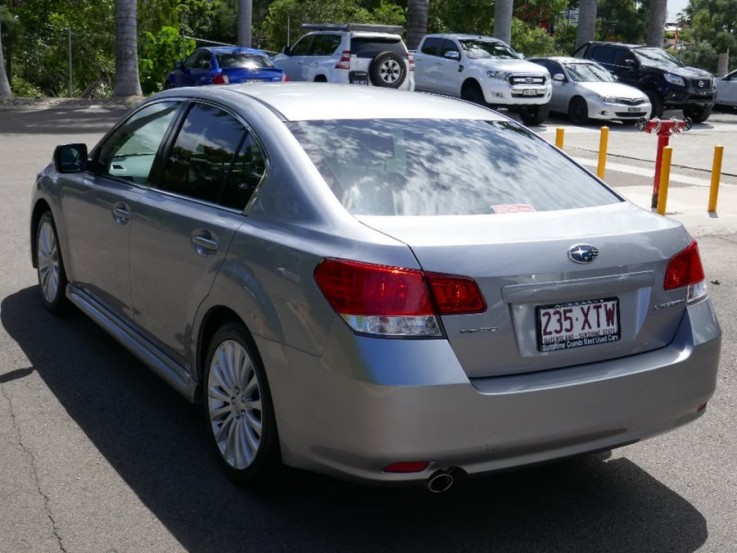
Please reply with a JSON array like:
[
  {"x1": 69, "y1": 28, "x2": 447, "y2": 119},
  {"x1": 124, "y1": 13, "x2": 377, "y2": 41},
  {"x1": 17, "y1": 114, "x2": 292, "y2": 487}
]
[
  {"x1": 536, "y1": 298, "x2": 620, "y2": 352},
  {"x1": 522, "y1": 89, "x2": 538, "y2": 96}
]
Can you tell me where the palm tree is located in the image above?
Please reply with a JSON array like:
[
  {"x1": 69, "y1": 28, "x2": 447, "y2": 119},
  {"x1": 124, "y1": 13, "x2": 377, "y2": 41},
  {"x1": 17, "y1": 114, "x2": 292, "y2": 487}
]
[
  {"x1": 645, "y1": 0, "x2": 668, "y2": 47},
  {"x1": 238, "y1": 0, "x2": 253, "y2": 47},
  {"x1": 113, "y1": 0, "x2": 142, "y2": 98},
  {"x1": 407, "y1": 0, "x2": 429, "y2": 51},
  {"x1": 575, "y1": 0, "x2": 598, "y2": 50},
  {"x1": 0, "y1": 17, "x2": 11, "y2": 98},
  {"x1": 494, "y1": 0, "x2": 513, "y2": 45}
]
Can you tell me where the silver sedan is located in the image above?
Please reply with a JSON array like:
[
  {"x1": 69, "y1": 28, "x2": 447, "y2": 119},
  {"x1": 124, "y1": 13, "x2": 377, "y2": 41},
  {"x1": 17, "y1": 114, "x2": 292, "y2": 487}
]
[
  {"x1": 530, "y1": 56, "x2": 651, "y2": 124},
  {"x1": 716, "y1": 68, "x2": 737, "y2": 108},
  {"x1": 31, "y1": 83, "x2": 720, "y2": 491}
]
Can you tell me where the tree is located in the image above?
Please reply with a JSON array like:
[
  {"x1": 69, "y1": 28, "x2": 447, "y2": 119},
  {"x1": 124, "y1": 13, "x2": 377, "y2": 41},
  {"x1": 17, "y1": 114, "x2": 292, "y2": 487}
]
[
  {"x1": 407, "y1": 0, "x2": 429, "y2": 50},
  {"x1": 238, "y1": 0, "x2": 253, "y2": 46},
  {"x1": 645, "y1": 0, "x2": 667, "y2": 46},
  {"x1": 575, "y1": 0, "x2": 598, "y2": 49},
  {"x1": 0, "y1": 15, "x2": 11, "y2": 98},
  {"x1": 494, "y1": 0, "x2": 514, "y2": 44},
  {"x1": 113, "y1": 0, "x2": 142, "y2": 97}
]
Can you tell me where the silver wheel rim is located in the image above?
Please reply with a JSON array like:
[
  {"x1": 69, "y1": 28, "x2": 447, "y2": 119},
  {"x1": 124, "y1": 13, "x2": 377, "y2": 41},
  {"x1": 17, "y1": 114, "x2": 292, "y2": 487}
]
[
  {"x1": 380, "y1": 60, "x2": 401, "y2": 84},
  {"x1": 37, "y1": 220, "x2": 60, "y2": 303},
  {"x1": 207, "y1": 339, "x2": 263, "y2": 470}
]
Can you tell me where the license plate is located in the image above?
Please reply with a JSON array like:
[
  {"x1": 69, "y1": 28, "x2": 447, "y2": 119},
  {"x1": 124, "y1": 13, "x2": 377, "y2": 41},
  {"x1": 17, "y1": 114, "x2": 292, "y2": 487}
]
[
  {"x1": 522, "y1": 89, "x2": 538, "y2": 96},
  {"x1": 349, "y1": 71, "x2": 369, "y2": 85},
  {"x1": 536, "y1": 298, "x2": 620, "y2": 352},
  {"x1": 627, "y1": 107, "x2": 640, "y2": 112}
]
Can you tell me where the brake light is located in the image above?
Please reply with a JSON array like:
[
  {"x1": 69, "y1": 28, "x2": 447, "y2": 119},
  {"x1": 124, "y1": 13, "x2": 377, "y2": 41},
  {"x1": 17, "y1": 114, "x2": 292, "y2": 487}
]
[
  {"x1": 407, "y1": 51, "x2": 415, "y2": 72},
  {"x1": 664, "y1": 240, "x2": 707, "y2": 302},
  {"x1": 314, "y1": 259, "x2": 486, "y2": 337},
  {"x1": 212, "y1": 73, "x2": 229, "y2": 85},
  {"x1": 281, "y1": 72, "x2": 289, "y2": 82},
  {"x1": 335, "y1": 50, "x2": 351, "y2": 70}
]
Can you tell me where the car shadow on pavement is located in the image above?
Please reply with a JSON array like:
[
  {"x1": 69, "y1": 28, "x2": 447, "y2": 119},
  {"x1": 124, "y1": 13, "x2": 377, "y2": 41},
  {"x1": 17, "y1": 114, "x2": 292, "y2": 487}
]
[{"x1": 2, "y1": 287, "x2": 708, "y2": 553}]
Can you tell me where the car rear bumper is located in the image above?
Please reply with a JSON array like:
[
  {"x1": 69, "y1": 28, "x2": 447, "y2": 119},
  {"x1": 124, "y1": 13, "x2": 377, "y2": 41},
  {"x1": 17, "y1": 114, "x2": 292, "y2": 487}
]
[{"x1": 262, "y1": 300, "x2": 720, "y2": 485}]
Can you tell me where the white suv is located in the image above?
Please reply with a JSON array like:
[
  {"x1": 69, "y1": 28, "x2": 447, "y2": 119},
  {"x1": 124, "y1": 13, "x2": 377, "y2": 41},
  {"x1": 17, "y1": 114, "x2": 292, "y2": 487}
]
[{"x1": 272, "y1": 23, "x2": 415, "y2": 90}]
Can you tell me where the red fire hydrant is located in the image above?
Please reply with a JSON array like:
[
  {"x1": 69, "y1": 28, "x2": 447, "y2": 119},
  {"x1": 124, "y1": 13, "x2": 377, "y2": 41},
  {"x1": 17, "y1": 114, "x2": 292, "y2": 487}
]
[{"x1": 637, "y1": 117, "x2": 692, "y2": 208}]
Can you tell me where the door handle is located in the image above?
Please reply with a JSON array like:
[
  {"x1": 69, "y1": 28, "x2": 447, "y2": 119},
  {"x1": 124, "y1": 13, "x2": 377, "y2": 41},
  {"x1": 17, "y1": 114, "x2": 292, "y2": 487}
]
[
  {"x1": 112, "y1": 203, "x2": 131, "y2": 224},
  {"x1": 192, "y1": 234, "x2": 219, "y2": 256}
]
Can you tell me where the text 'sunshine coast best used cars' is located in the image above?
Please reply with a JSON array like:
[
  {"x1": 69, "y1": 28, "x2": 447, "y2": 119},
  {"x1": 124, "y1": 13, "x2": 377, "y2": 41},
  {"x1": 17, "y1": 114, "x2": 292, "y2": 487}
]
[{"x1": 31, "y1": 83, "x2": 721, "y2": 492}]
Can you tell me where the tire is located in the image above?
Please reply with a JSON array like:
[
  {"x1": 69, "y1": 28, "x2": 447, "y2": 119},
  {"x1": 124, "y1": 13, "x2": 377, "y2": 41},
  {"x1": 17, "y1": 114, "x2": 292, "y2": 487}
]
[
  {"x1": 518, "y1": 103, "x2": 550, "y2": 126},
  {"x1": 461, "y1": 82, "x2": 486, "y2": 105},
  {"x1": 368, "y1": 51, "x2": 407, "y2": 88},
  {"x1": 35, "y1": 211, "x2": 69, "y2": 313},
  {"x1": 203, "y1": 322, "x2": 280, "y2": 486},
  {"x1": 568, "y1": 96, "x2": 589, "y2": 125},
  {"x1": 683, "y1": 103, "x2": 712, "y2": 124},
  {"x1": 645, "y1": 90, "x2": 664, "y2": 118}
]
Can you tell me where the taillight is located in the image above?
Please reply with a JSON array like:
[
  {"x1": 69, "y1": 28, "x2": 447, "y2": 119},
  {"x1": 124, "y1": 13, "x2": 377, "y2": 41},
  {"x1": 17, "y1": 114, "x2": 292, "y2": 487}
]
[
  {"x1": 335, "y1": 50, "x2": 351, "y2": 70},
  {"x1": 664, "y1": 240, "x2": 706, "y2": 303},
  {"x1": 212, "y1": 73, "x2": 229, "y2": 85},
  {"x1": 281, "y1": 73, "x2": 289, "y2": 82},
  {"x1": 407, "y1": 51, "x2": 415, "y2": 72},
  {"x1": 313, "y1": 259, "x2": 486, "y2": 337}
]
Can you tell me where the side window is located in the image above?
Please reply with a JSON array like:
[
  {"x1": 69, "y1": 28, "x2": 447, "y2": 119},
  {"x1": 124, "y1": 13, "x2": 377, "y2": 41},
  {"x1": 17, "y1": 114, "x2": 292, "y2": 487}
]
[
  {"x1": 94, "y1": 101, "x2": 179, "y2": 185},
  {"x1": 195, "y1": 51, "x2": 212, "y2": 69},
  {"x1": 183, "y1": 51, "x2": 199, "y2": 70},
  {"x1": 421, "y1": 37, "x2": 442, "y2": 56},
  {"x1": 440, "y1": 39, "x2": 460, "y2": 58},
  {"x1": 220, "y1": 135, "x2": 267, "y2": 210},
  {"x1": 612, "y1": 48, "x2": 634, "y2": 66},
  {"x1": 290, "y1": 36, "x2": 314, "y2": 56},
  {"x1": 589, "y1": 45, "x2": 614, "y2": 64},
  {"x1": 160, "y1": 103, "x2": 254, "y2": 207},
  {"x1": 313, "y1": 34, "x2": 341, "y2": 56}
]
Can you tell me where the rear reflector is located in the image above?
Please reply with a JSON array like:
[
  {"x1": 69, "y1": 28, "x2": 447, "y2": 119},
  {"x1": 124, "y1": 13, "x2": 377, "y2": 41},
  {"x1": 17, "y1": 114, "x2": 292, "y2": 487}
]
[
  {"x1": 664, "y1": 240, "x2": 706, "y2": 303},
  {"x1": 314, "y1": 259, "x2": 486, "y2": 337},
  {"x1": 383, "y1": 461, "x2": 430, "y2": 473}
]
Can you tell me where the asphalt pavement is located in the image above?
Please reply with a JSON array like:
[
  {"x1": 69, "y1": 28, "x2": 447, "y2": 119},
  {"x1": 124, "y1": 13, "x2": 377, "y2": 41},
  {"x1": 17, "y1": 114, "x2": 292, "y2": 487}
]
[{"x1": 1, "y1": 102, "x2": 736, "y2": 553}]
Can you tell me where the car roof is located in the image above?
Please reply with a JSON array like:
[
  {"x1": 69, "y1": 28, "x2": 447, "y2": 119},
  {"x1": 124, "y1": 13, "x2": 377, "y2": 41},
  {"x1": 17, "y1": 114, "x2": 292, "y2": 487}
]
[
  {"x1": 202, "y1": 46, "x2": 268, "y2": 55},
  {"x1": 155, "y1": 83, "x2": 508, "y2": 123},
  {"x1": 531, "y1": 56, "x2": 596, "y2": 64},
  {"x1": 427, "y1": 33, "x2": 504, "y2": 42}
]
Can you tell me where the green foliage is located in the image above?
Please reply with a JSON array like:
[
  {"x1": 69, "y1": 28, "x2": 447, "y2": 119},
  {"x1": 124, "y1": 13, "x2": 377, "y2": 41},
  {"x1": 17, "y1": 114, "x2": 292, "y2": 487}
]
[
  {"x1": 10, "y1": 76, "x2": 43, "y2": 98},
  {"x1": 510, "y1": 18, "x2": 556, "y2": 56},
  {"x1": 597, "y1": 0, "x2": 646, "y2": 43},
  {"x1": 679, "y1": 0, "x2": 737, "y2": 72},
  {"x1": 139, "y1": 26, "x2": 195, "y2": 94},
  {"x1": 429, "y1": 0, "x2": 493, "y2": 35},
  {"x1": 260, "y1": 0, "x2": 405, "y2": 52}
]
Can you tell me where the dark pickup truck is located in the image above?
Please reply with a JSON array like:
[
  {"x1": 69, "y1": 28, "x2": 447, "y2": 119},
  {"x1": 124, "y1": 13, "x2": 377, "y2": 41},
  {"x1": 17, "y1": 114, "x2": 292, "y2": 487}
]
[{"x1": 572, "y1": 41, "x2": 716, "y2": 123}]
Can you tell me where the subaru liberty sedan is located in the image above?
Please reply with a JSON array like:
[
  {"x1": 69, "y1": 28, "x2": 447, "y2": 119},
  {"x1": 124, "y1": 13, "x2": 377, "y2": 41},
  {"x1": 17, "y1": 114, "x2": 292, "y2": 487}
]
[{"x1": 31, "y1": 83, "x2": 720, "y2": 492}]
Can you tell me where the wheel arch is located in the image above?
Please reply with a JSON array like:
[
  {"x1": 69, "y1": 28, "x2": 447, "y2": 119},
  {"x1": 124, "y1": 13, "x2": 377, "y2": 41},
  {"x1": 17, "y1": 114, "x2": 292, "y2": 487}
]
[
  {"x1": 461, "y1": 77, "x2": 483, "y2": 95},
  {"x1": 30, "y1": 199, "x2": 53, "y2": 268},
  {"x1": 196, "y1": 306, "x2": 250, "y2": 392}
]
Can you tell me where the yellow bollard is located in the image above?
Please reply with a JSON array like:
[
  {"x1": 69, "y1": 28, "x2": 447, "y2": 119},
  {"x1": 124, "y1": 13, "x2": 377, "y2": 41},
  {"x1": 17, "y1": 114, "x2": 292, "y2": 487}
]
[
  {"x1": 708, "y1": 145, "x2": 724, "y2": 213},
  {"x1": 597, "y1": 126, "x2": 609, "y2": 179},
  {"x1": 657, "y1": 146, "x2": 673, "y2": 215},
  {"x1": 555, "y1": 128, "x2": 565, "y2": 149}
]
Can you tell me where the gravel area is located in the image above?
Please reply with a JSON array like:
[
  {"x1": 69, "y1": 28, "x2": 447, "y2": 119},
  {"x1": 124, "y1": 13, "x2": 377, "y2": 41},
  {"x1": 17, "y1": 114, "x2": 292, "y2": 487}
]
[{"x1": 0, "y1": 96, "x2": 145, "y2": 110}]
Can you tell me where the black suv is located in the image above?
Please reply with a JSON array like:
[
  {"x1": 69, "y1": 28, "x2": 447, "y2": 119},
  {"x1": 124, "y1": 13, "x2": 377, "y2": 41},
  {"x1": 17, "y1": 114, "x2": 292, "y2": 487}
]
[{"x1": 572, "y1": 41, "x2": 715, "y2": 123}]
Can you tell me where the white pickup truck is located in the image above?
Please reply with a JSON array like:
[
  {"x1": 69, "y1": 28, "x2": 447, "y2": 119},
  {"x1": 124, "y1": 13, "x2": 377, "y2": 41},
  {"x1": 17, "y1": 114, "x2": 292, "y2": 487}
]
[{"x1": 413, "y1": 33, "x2": 553, "y2": 125}]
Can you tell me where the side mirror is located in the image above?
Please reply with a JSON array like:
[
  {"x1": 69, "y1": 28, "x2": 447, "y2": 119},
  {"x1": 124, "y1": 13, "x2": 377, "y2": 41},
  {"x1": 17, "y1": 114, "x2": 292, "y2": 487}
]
[
  {"x1": 54, "y1": 144, "x2": 88, "y2": 173},
  {"x1": 623, "y1": 58, "x2": 635, "y2": 67},
  {"x1": 553, "y1": 73, "x2": 565, "y2": 82},
  {"x1": 282, "y1": 45, "x2": 291, "y2": 56},
  {"x1": 443, "y1": 50, "x2": 460, "y2": 61}
]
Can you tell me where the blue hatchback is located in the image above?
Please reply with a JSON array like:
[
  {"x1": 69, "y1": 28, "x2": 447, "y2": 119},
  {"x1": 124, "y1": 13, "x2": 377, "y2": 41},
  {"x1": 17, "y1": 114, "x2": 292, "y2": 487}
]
[{"x1": 165, "y1": 46, "x2": 286, "y2": 88}]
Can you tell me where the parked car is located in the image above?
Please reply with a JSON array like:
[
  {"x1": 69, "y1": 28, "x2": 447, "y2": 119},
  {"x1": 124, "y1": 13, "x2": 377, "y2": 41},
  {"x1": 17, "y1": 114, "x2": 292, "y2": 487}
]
[
  {"x1": 164, "y1": 46, "x2": 286, "y2": 88},
  {"x1": 32, "y1": 83, "x2": 720, "y2": 491},
  {"x1": 715, "y1": 68, "x2": 737, "y2": 108},
  {"x1": 272, "y1": 23, "x2": 415, "y2": 90},
  {"x1": 413, "y1": 33, "x2": 551, "y2": 125},
  {"x1": 572, "y1": 41, "x2": 715, "y2": 123},
  {"x1": 529, "y1": 56, "x2": 651, "y2": 124}
]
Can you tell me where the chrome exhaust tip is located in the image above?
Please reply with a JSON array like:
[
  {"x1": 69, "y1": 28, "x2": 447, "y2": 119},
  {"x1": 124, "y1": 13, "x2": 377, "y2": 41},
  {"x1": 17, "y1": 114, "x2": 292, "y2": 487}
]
[{"x1": 426, "y1": 470, "x2": 455, "y2": 494}]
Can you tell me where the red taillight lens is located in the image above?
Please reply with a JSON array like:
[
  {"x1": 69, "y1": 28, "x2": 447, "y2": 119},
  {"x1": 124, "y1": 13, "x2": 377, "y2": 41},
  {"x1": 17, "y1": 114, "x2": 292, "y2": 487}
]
[
  {"x1": 212, "y1": 73, "x2": 229, "y2": 85},
  {"x1": 664, "y1": 241, "x2": 705, "y2": 290},
  {"x1": 407, "y1": 51, "x2": 415, "y2": 71},
  {"x1": 314, "y1": 259, "x2": 486, "y2": 337},
  {"x1": 383, "y1": 461, "x2": 430, "y2": 473},
  {"x1": 314, "y1": 259, "x2": 433, "y2": 316},
  {"x1": 335, "y1": 50, "x2": 351, "y2": 70},
  {"x1": 427, "y1": 273, "x2": 487, "y2": 314},
  {"x1": 281, "y1": 73, "x2": 289, "y2": 82}
]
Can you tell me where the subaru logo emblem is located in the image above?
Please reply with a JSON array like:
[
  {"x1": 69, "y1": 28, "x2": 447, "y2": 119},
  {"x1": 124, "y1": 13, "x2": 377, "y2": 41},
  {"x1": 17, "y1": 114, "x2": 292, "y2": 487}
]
[{"x1": 568, "y1": 244, "x2": 599, "y2": 264}]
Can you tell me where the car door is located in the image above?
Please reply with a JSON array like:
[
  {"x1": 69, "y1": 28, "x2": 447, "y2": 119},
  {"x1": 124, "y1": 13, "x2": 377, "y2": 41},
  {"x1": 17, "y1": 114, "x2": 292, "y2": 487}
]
[
  {"x1": 59, "y1": 101, "x2": 181, "y2": 321},
  {"x1": 274, "y1": 35, "x2": 314, "y2": 81},
  {"x1": 544, "y1": 60, "x2": 569, "y2": 113},
  {"x1": 435, "y1": 39, "x2": 463, "y2": 96},
  {"x1": 129, "y1": 101, "x2": 266, "y2": 364},
  {"x1": 412, "y1": 36, "x2": 443, "y2": 91},
  {"x1": 180, "y1": 50, "x2": 213, "y2": 86}
]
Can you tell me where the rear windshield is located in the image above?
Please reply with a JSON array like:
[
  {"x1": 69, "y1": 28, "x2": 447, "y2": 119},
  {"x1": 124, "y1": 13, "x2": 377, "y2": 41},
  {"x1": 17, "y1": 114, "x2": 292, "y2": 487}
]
[
  {"x1": 350, "y1": 37, "x2": 407, "y2": 58},
  {"x1": 287, "y1": 119, "x2": 620, "y2": 216},
  {"x1": 216, "y1": 53, "x2": 275, "y2": 69}
]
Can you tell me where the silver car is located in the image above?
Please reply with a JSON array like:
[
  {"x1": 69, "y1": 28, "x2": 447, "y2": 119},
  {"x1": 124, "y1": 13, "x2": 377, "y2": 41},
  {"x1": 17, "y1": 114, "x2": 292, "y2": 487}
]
[
  {"x1": 530, "y1": 56, "x2": 651, "y2": 124},
  {"x1": 716, "y1": 68, "x2": 737, "y2": 108},
  {"x1": 31, "y1": 83, "x2": 720, "y2": 492}
]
